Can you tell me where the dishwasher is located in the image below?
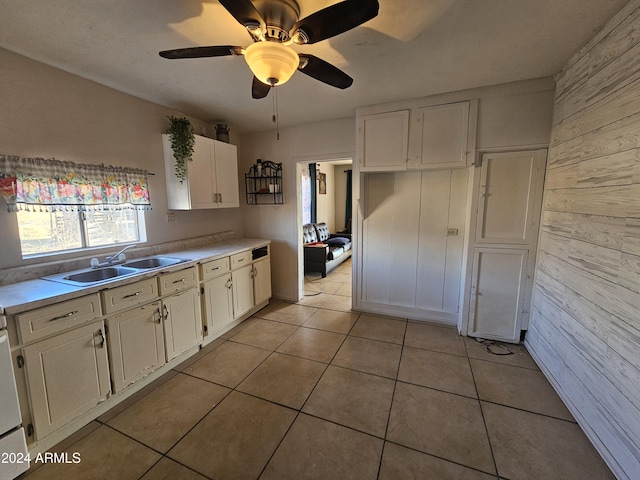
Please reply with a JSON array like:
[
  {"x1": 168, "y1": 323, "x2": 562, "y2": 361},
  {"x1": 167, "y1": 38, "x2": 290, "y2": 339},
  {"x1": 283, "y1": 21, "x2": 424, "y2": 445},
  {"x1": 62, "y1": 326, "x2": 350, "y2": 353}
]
[{"x1": 0, "y1": 307, "x2": 30, "y2": 479}]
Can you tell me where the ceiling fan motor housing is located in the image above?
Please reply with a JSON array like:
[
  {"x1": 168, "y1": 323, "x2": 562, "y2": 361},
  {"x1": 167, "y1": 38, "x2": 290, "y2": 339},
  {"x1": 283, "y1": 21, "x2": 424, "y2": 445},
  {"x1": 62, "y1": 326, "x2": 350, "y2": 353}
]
[{"x1": 253, "y1": 0, "x2": 300, "y2": 41}]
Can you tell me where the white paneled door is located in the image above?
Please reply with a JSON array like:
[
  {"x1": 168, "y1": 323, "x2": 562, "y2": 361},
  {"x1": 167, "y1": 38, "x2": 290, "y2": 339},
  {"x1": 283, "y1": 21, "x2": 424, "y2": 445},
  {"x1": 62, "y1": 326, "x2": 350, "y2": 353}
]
[{"x1": 467, "y1": 149, "x2": 546, "y2": 343}]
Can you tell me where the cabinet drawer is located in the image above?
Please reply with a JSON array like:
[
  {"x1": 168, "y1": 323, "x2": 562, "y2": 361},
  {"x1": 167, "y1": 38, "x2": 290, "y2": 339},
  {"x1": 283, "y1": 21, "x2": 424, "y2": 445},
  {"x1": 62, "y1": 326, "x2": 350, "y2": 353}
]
[
  {"x1": 200, "y1": 257, "x2": 230, "y2": 281},
  {"x1": 230, "y1": 251, "x2": 252, "y2": 270},
  {"x1": 16, "y1": 293, "x2": 102, "y2": 344},
  {"x1": 159, "y1": 266, "x2": 198, "y2": 295},
  {"x1": 102, "y1": 278, "x2": 158, "y2": 314}
]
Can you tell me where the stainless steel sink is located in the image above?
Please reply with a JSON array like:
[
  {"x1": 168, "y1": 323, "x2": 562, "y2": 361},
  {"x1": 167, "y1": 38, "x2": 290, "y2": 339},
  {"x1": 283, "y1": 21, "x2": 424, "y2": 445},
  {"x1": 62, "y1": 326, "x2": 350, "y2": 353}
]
[
  {"x1": 64, "y1": 266, "x2": 139, "y2": 282},
  {"x1": 42, "y1": 266, "x2": 140, "y2": 286},
  {"x1": 123, "y1": 257, "x2": 186, "y2": 269},
  {"x1": 41, "y1": 256, "x2": 191, "y2": 286}
]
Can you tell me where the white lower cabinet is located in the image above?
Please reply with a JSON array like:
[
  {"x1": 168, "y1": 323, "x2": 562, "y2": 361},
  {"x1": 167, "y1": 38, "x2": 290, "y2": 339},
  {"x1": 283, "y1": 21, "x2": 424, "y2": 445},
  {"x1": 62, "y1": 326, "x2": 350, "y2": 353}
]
[
  {"x1": 253, "y1": 257, "x2": 271, "y2": 306},
  {"x1": 202, "y1": 273, "x2": 234, "y2": 337},
  {"x1": 106, "y1": 301, "x2": 165, "y2": 393},
  {"x1": 162, "y1": 288, "x2": 202, "y2": 361},
  {"x1": 22, "y1": 321, "x2": 110, "y2": 440},
  {"x1": 232, "y1": 264, "x2": 254, "y2": 319}
]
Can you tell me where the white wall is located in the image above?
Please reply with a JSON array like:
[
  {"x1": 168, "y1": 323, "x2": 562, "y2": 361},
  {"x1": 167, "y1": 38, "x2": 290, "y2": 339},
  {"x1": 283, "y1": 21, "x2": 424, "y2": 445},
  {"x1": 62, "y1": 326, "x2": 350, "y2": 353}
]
[
  {"x1": 527, "y1": 2, "x2": 640, "y2": 478},
  {"x1": 315, "y1": 163, "x2": 336, "y2": 232},
  {"x1": 0, "y1": 48, "x2": 243, "y2": 270},
  {"x1": 239, "y1": 118, "x2": 355, "y2": 300}
]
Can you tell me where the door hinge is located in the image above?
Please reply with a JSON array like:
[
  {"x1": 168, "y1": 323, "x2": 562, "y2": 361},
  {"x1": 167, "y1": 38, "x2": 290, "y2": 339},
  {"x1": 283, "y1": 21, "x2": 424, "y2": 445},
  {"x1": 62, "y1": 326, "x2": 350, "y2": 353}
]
[
  {"x1": 104, "y1": 324, "x2": 109, "y2": 334},
  {"x1": 110, "y1": 379, "x2": 115, "y2": 393},
  {"x1": 27, "y1": 424, "x2": 34, "y2": 437},
  {"x1": 16, "y1": 354, "x2": 24, "y2": 369},
  {"x1": 200, "y1": 286, "x2": 205, "y2": 295},
  {"x1": 203, "y1": 325, "x2": 208, "y2": 333}
]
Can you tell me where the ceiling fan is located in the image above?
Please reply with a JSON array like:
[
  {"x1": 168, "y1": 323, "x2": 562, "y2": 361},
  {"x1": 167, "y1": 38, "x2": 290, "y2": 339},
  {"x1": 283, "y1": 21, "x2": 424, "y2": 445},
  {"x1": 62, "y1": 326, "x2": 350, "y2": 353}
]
[{"x1": 159, "y1": 0, "x2": 380, "y2": 99}]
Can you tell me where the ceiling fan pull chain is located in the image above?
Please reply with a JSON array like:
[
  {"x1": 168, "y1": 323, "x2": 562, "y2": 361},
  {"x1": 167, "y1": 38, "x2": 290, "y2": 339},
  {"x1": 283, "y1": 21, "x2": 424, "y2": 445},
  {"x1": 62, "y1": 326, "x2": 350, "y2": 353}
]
[{"x1": 272, "y1": 86, "x2": 280, "y2": 140}]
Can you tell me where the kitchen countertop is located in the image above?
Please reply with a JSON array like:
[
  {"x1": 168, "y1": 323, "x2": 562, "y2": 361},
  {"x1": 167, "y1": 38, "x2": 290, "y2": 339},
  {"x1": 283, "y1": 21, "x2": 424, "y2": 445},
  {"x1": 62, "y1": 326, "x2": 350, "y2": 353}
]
[{"x1": 0, "y1": 238, "x2": 270, "y2": 315}]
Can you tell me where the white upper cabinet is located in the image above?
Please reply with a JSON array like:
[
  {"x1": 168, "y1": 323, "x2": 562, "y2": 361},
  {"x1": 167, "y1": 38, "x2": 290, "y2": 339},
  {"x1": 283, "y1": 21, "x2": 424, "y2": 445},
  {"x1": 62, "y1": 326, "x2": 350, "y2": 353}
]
[
  {"x1": 163, "y1": 134, "x2": 239, "y2": 210},
  {"x1": 357, "y1": 100, "x2": 477, "y2": 172},
  {"x1": 358, "y1": 110, "x2": 409, "y2": 171},
  {"x1": 409, "y1": 101, "x2": 476, "y2": 170}
]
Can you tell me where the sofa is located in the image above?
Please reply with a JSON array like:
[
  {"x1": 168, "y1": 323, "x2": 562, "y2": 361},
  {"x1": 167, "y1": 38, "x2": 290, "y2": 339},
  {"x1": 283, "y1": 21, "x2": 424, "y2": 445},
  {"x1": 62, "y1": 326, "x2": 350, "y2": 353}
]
[{"x1": 303, "y1": 222, "x2": 352, "y2": 277}]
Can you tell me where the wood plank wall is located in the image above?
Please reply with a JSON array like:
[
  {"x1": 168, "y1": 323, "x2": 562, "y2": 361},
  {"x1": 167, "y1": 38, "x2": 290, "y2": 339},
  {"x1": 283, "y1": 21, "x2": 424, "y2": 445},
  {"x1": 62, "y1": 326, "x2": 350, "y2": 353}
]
[{"x1": 527, "y1": 2, "x2": 640, "y2": 478}]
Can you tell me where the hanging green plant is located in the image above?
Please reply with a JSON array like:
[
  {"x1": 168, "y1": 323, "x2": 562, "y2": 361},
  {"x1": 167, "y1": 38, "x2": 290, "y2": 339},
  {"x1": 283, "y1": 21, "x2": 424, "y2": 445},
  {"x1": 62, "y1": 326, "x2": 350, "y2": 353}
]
[{"x1": 166, "y1": 115, "x2": 195, "y2": 183}]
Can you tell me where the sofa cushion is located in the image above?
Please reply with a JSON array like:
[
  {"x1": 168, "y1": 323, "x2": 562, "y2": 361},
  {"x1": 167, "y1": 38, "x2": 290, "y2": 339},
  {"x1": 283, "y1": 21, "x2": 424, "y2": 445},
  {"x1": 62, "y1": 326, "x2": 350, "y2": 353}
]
[
  {"x1": 303, "y1": 223, "x2": 319, "y2": 244},
  {"x1": 327, "y1": 246, "x2": 344, "y2": 260},
  {"x1": 326, "y1": 237, "x2": 350, "y2": 246},
  {"x1": 314, "y1": 223, "x2": 331, "y2": 242}
]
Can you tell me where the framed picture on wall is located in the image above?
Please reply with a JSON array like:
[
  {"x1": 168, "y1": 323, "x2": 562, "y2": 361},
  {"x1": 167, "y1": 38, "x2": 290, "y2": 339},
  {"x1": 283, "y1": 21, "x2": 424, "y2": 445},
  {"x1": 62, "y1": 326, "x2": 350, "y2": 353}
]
[{"x1": 318, "y1": 173, "x2": 326, "y2": 194}]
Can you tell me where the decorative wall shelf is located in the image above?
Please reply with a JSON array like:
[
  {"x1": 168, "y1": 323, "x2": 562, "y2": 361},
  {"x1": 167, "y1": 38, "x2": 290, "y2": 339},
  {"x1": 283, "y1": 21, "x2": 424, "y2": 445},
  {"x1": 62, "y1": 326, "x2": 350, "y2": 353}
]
[{"x1": 245, "y1": 160, "x2": 283, "y2": 205}]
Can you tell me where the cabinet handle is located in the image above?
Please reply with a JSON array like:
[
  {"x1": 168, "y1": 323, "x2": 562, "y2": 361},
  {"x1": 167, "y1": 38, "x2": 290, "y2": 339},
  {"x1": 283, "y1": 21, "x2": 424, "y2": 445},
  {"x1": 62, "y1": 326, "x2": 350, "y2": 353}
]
[
  {"x1": 123, "y1": 291, "x2": 141, "y2": 299},
  {"x1": 49, "y1": 310, "x2": 78, "y2": 322},
  {"x1": 219, "y1": 193, "x2": 223, "y2": 203},
  {"x1": 96, "y1": 329, "x2": 105, "y2": 349},
  {"x1": 172, "y1": 278, "x2": 186, "y2": 284},
  {"x1": 155, "y1": 308, "x2": 162, "y2": 324},
  {"x1": 226, "y1": 279, "x2": 233, "y2": 289},
  {"x1": 163, "y1": 305, "x2": 169, "y2": 320}
]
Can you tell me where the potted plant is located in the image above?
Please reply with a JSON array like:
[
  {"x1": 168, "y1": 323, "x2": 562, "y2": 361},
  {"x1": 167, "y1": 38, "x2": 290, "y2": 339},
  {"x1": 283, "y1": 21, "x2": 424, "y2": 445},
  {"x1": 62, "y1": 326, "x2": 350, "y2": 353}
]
[{"x1": 166, "y1": 115, "x2": 195, "y2": 183}]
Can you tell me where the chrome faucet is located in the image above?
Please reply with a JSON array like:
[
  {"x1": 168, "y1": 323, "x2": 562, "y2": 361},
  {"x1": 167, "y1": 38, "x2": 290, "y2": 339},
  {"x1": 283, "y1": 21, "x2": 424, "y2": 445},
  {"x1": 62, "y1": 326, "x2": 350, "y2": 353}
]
[{"x1": 91, "y1": 245, "x2": 136, "y2": 268}]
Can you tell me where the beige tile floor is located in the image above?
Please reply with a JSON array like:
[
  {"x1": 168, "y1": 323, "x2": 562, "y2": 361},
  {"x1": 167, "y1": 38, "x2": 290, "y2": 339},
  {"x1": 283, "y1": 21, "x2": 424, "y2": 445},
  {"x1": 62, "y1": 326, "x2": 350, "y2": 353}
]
[{"x1": 21, "y1": 259, "x2": 614, "y2": 479}]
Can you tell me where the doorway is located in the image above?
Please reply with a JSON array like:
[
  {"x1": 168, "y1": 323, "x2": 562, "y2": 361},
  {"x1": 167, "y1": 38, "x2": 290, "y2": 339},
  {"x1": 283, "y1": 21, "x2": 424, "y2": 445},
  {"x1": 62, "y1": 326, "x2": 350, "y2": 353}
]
[{"x1": 295, "y1": 156, "x2": 353, "y2": 303}]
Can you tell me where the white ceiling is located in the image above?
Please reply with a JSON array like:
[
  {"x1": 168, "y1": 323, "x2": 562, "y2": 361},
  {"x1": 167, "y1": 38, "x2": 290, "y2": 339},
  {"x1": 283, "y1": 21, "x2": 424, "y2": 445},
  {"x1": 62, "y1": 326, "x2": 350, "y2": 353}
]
[{"x1": 0, "y1": 0, "x2": 627, "y2": 133}]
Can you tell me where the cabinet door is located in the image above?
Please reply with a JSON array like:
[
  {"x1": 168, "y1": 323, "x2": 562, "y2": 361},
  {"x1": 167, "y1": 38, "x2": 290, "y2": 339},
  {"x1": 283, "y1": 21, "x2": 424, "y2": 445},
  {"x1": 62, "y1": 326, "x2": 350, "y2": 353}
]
[
  {"x1": 412, "y1": 101, "x2": 470, "y2": 169},
  {"x1": 188, "y1": 135, "x2": 217, "y2": 209},
  {"x1": 475, "y1": 150, "x2": 546, "y2": 245},
  {"x1": 253, "y1": 257, "x2": 271, "y2": 306},
  {"x1": 202, "y1": 273, "x2": 234, "y2": 336},
  {"x1": 23, "y1": 321, "x2": 110, "y2": 440},
  {"x1": 106, "y1": 302, "x2": 165, "y2": 393},
  {"x1": 359, "y1": 110, "x2": 409, "y2": 171},
  {"x1": 232, "y1": 264, "x2": 254, "y2": 319},
  {"x1": 468, "y1": 248, "x2": 528, "y2": 343},
  {"x1": 214, "y1": 141, "x2": 240, "y2": 208},
  {"x1": 163, "y1": 288, "x2": 202, "y2": 361}
]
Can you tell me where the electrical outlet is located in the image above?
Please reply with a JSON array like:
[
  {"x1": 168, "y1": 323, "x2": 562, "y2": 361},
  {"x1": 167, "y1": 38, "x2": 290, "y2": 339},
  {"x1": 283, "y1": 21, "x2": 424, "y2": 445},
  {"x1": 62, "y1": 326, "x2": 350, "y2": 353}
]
[
  {"x1": 166, "y1": 212, "x2": 175, "y2": 223},
  {"x1": 445, "y1": 228, "x2": 459, "y2": 236}
]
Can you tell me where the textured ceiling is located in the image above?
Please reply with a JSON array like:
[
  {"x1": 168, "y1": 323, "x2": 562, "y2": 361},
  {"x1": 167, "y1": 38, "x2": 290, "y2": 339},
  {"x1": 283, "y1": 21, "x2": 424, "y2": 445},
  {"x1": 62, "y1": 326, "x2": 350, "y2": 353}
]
[{"x1": 0, "y1": 0, "x2": 628, "y2": 132}]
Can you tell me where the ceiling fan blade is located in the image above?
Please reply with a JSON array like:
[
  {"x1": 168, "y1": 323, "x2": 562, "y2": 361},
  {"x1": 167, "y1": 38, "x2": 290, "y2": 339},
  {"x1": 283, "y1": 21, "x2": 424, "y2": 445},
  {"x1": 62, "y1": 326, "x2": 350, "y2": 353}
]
[
  {"x1": 252, "y1": 76, "x2": 271, "y2": 99},
  {"x1": 219, "y1": 0, "x2": 265, "y2": 28},
  {"x1": 159, "y1": 46, "x2": 240, "y2": 59},
  {"x1": 298, "y1": 54, "x2": 353, "y2": 89},
  {"x1": 291, "y1": 0, "x2": 379, "y2": 44}
]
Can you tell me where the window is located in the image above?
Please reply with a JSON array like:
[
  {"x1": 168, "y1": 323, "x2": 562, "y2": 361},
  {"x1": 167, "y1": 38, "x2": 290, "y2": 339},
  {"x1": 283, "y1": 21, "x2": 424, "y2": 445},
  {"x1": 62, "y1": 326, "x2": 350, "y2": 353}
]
[
  {"x1": 17, "y1": 208, "x2": 145, "y2": 257},
  {"x1": 1, "y1": 154, "x2": 151, "y2": 257}
]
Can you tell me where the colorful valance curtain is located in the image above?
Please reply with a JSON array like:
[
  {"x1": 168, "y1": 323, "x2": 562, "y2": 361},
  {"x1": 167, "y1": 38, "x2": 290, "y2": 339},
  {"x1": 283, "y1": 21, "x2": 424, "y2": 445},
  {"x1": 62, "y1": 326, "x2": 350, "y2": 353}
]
[{"x1": 0, "y1": 155, "x2": 151, "y2": 212}]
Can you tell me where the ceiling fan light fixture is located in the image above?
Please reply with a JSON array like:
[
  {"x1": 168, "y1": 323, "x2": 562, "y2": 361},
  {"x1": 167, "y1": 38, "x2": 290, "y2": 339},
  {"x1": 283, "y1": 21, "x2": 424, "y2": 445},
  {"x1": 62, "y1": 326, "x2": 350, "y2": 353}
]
[{"x1": 244, "y1": 41, "x2": 299, "y2": 86}]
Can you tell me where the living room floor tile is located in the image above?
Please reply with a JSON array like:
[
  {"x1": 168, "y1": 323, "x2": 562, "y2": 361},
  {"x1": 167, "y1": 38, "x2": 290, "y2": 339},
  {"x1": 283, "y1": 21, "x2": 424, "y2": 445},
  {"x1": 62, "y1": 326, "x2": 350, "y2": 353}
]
[
  {"x1": 184, "y1": 341, "x2": 270, "y2": 388},
  {"x1": 228, "y1": 318, "x2": 298, "y2": 350},
  {"x1": 379, "y1": 442, "x2": 497, "y2": 480},
  {"x1": 398, "y1": 346, "x2": 477, "y2": 398},
  {"x1": 303, "y1": 308, "x2": 359, "y2": 334},
  {"x1": 464, "y1": 336, "x2": 539, "y2": 369},
  {"x1": 258, "y1": 302, "x2": 318, "y2": 325},
  {"x1": 107, "y1": 373, "x2": 230, "y2": 453},
  {"x1": 332, "y1": 336, "x2": 402, "y2": 379},
  {"x1": 276, "y1": 327, "x2": 346, "y2": 363},
  {"x1": 482, "y1": 402, "x2": 614, "y2": 480},
  {"x1": 404, "y1": 322, "x2": 466, "y2": 356},
  {"x1": 237, "y1": 352, "x2": 326, "y2": 409},
  {"x1": 23, "y1": 425, "x2": 161, "y2": 480},
  {"x1": 261, "y1": 413, "x2": 383, "y2": 480},
  {"x1": 471, "y1": 358, "x2": 574, "y2": 420},
  {"x1": 350, "y1": 314, "x2": 407, "y2": 344},
  {"x1": 302, "y1": 365, "x2": 395, "y2": 437},
  {"x1": 168, "y1": 391, "x2": 296, "y2": 480},
  {"x1": 320, "y1": 293, "x2": 353, "y2": 312},
  {"x1": 140, "y1": 457, "x2": 208, "y2": 480},
  {"x1": 387, "y1": 382, "x2": 495, "y2": 474}
]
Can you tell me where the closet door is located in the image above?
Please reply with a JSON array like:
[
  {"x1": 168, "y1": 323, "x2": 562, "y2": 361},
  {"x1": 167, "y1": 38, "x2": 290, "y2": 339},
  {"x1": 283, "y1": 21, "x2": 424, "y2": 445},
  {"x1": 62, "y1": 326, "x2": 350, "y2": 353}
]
[
  {"x1": 468, "y1": 248, "x2": 528, "y2": 342},
  {"x1": 467, "y1": 149, "x2": 546, "y2": 342}
]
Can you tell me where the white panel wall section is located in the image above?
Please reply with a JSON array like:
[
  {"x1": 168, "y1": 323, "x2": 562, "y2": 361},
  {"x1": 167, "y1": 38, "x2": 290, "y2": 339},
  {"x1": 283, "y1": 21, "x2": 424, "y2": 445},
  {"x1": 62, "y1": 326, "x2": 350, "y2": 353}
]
[{"x1": 527, "y1": 2, "x2": 640, "y2": 478}]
